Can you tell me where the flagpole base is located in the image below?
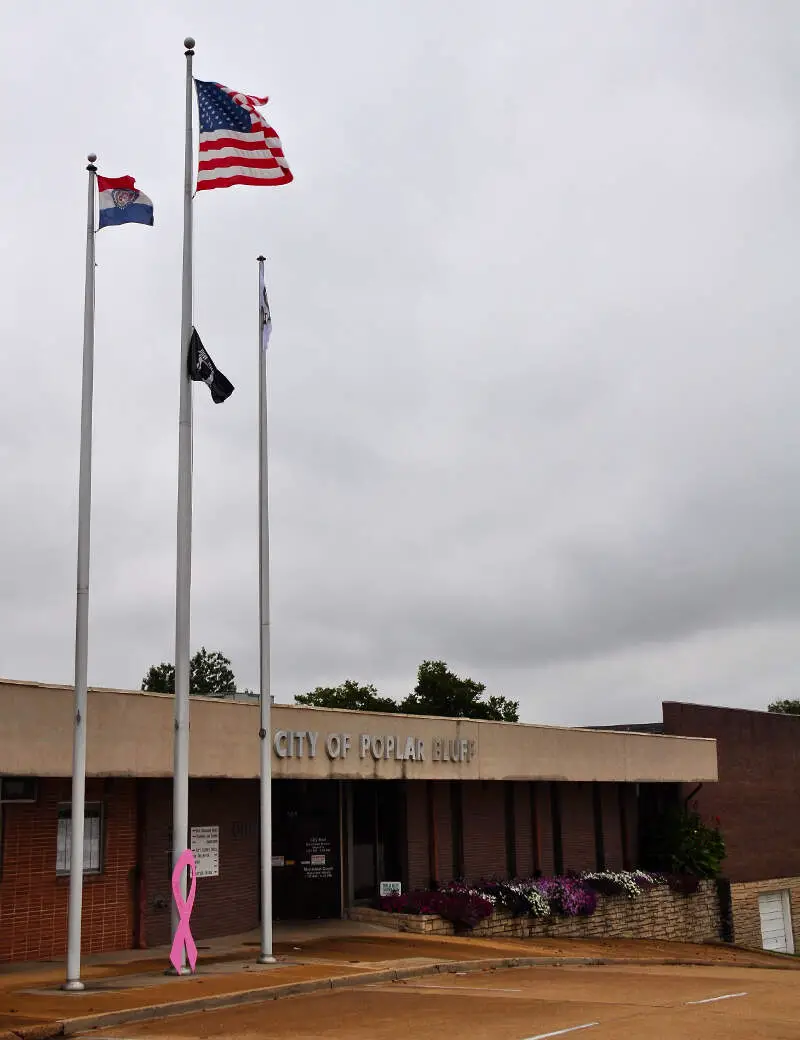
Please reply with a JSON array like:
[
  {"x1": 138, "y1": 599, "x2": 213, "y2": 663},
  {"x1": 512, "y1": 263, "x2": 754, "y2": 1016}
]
[
  {"x1": 257, "y1": 954, "x2": 277, "y2": 965},
  {"x1": 62, "y1": 980, "x2": 85, "y2": 992}
]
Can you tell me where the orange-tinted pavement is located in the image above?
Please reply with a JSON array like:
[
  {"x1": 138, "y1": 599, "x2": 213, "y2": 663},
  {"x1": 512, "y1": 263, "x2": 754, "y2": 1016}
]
[
  {"x1": 0, "y1": 930, "x2": 796, "y2": 1039},
  {"x1": 84, "y1": 963, "x2": 800, "y2": 1040}
]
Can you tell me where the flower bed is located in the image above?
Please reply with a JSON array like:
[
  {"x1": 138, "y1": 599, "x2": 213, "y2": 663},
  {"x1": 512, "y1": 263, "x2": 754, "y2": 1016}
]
[
  {"x1": 380, "y1": 871, "x2": 664, "y2": 929},
  {"x1": 349, "y1": 872, "x2": 722, "y2": 945}
]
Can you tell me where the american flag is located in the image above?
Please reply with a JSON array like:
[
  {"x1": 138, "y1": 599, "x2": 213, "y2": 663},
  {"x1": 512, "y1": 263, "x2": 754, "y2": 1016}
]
[{"x1": 195, "y1": 79, "x2": 292, "y2": 191}]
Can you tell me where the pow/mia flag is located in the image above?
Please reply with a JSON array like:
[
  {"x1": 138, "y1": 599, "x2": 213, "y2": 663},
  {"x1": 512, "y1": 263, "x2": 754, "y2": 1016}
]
[{"x1": 188, "y1": 328, "x2": 234, "y2": 403}]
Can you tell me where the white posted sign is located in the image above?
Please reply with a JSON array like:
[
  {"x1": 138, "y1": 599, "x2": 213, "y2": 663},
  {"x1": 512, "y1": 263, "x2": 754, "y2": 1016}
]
[{"x1": 190, "y1": 825, "x2": 220, "y2": 878}]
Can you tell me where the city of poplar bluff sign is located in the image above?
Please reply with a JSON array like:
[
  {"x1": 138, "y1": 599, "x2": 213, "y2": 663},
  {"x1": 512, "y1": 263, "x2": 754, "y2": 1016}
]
[{"x1": 272, "y1": 730, "x2": 477, "y2": 764}]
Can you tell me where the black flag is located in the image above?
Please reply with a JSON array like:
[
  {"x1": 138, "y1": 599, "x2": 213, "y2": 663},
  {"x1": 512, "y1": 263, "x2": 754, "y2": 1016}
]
[{"x1": 188, "y1": 328, "x2": 234, "y2": 403}]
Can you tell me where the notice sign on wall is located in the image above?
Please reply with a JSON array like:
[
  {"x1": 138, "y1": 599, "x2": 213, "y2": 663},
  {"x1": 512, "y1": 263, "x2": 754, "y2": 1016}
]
[
  {"x1": 190, "y1": 825, "x2": 220, "y2": 878},
  {"x1": 379, "y1": 881, "x2": 402, "y2": 897},
  {"x1": 302, "y1": 836, "x2": 334, "y2": 880}
]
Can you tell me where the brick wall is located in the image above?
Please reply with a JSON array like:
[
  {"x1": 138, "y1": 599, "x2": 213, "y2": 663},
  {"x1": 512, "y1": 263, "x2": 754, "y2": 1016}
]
[
  {"x1": 729, "y1": 876, "x2": 800, "y2": 952},
  {"x1": 662, "y1": 702, "x2": 800, "y2": 883},
  {"x1": 560, "y1": 782, "x2": 597, "y2": 873},
  {"x1": 141, "y1": 778, "x2": 260, "y2": 947},
  {"x1": 514, "y1": 783, "x2": 534, "y2": 878},
  {"x1": 351, "y1": 880, "x2": 722, "y2": 944},
  {"x1": 621, "y1": 784, "x2": 638, "y2": 867},
  {"x1": 0, "y1": 778, "x2": 137, "y2": 963},
  {"x1": 405, "y1": 781, "x2": 429, "y2": 890},
  {"x1": 600, "y1": 784, "x2": 624, "y2": 870},
  {"x1": 462, "y1": 782, "x2": 505, "y2": 879},
  {"x1": 536, "y1": 783, "x2": 554, "y2": 876},
  {"x1": 432, "y1": 782, "x2": 453, "y2": 884}
]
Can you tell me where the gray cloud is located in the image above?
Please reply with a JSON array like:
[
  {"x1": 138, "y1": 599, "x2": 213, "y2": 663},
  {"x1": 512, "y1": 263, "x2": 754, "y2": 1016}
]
[{"x1": 3, "y1": 1, "x2": 800, "y2": 725}]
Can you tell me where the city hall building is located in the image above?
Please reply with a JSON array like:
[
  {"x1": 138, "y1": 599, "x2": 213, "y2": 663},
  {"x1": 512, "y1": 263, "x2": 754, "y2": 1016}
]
[{"x1": 0, "y1": 679, "x2": 717, "y2": 964}]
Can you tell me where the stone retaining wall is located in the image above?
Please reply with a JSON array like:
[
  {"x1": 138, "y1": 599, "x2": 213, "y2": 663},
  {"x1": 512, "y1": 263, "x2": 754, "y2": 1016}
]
[{"x1": 349, "y1": 881, "x2": 721, "y2": 944}]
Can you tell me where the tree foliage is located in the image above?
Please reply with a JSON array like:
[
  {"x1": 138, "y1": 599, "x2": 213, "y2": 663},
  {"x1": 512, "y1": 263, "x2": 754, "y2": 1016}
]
[
  {"x1": 141, "y1": 647, "x2": 237, "y2": 698},
  {"x1": 294, "y1": 661, "x2": 519, "y2": 722},
  {"x1": 767, "y1": 699, "x2": 800, "y2": 715},
  {"x1": 400, "y1": 660, "x2": 519, "y2": 721},
  {"x1": 295, "y1": 679, "x2": 397, "y2": 713}
]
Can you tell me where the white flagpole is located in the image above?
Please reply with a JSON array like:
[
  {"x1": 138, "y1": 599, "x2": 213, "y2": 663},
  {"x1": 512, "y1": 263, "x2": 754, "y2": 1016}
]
[
  {"x1": 171, "y1": 35, "x2": 195, "y2": 974},
  {"x1": 257, "y1": 256, "x2": 275, "y2": 963},
  {"x1": 64, "y1": 152, "x2": 98, "y2": 992}
]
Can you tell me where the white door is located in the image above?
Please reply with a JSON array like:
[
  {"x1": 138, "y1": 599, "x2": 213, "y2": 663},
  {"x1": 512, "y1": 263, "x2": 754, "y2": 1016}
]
[{"x1": 758, "y1": 891, "x2": 794, "y2": 954}]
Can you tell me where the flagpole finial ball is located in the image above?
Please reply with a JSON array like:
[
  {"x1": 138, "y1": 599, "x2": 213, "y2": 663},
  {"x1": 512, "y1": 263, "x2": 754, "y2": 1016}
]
[
  {"x1": 184, "y1": 36, "x2": 195, "y2": 49},
  {"x1": 87, "y1": 153, "x2": 97, "y2": 163}
]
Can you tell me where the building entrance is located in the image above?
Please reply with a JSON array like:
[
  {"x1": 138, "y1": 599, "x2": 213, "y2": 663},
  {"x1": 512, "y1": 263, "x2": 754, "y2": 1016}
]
[
  {"x1": 350, "y1": 780, "x2": 405, "y2": 903},
  {"x1": 271, "y1": 780, "x2": 341, "y2": 920}
]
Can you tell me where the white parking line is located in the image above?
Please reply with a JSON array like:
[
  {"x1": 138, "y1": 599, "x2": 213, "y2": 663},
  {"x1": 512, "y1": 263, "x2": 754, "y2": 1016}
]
[
  {"x1": 686, "y1": 991, "x2": 748, "y2": 1006},
  {"x1": 523, "y1": 1023, "x2": 599, "y2": 1040},
  {"x1": 412, "y1": 984, "x2": 523, "y2": 994}
]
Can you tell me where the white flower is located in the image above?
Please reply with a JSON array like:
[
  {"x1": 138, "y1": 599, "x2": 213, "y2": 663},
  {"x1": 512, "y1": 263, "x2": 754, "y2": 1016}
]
[{"x1": 580, "y1": 869, "x2": 665, "y2": 899}]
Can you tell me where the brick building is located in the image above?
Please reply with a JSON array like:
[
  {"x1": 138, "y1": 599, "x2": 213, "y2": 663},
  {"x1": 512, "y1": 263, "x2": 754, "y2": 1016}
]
[
  {"x1": 660, "y1": 702, "x2": 800, "y2": 955},
  {"x1": 0, "y1": 679, "x2": 717, "y2": 964}
]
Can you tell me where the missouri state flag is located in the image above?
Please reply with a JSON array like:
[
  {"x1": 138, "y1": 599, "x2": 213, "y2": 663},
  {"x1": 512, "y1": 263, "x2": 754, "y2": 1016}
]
[{"x1": 97, "y1": 175, "x2": 154, "y2": 229}]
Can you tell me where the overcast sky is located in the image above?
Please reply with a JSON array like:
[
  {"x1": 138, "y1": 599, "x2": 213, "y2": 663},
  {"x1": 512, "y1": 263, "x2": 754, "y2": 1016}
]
[{"x1": 2, "y1": 1, "x2": 799, "y2": 725}]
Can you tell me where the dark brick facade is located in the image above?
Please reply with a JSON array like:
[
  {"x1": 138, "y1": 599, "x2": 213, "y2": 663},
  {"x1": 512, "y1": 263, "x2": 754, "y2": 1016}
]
[
  {"x1": 402, "y1": 779, "x2": 634, "y2": 888},
  {"x1": 140, "y1": 779, "x2": 260, "y2": 947},
  {"x1": 405, "y1": 780, "x2": 429, "y2": 889},
  {"x1": 1, "y1": 774, "x2": 646, "y2": 962},
  {"x1": 513, "y1": 783, "x2": 534, "y2": 878},
  {"x1": 559, "y1": 782, "x2": 598, "y2": 874},
  {"x1": 0, "y1": 778, "x2": 137, "y2": 962},
  {"x1": 662, "y1": 701, "x2": 800, "y2": 883},
  {"x1": 535, "y1": 782, "x2": 555, "y2": 876},
  {"x1": 462, "y1": 781, "x2": 506, "y2": 879}
]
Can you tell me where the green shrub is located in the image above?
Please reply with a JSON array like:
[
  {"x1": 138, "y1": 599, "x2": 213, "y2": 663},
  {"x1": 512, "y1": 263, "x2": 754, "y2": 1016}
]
[{"x1": 644, "y1": 805, "x2": 726, "y2": 878}]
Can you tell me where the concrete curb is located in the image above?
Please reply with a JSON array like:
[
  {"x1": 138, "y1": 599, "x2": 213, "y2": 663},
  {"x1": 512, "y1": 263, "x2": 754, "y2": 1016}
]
[{"x1": 15, "y1": 952, "x2": 800, "y2": 1040}]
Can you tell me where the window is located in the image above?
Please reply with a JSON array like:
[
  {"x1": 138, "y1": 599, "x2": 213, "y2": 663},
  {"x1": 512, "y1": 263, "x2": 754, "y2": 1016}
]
[
  {"x1": 56, "y1": 803, "x2": 103, "y2": 875},
  {"x1": 0, "y1": 777, "x2": 38, "y2": 803}
]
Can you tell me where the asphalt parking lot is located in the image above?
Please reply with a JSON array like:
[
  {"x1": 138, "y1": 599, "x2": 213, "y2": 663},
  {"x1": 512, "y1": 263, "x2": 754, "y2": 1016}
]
[{"x1": 87, "y1": 960, "x2": 800, "y2": 1040}]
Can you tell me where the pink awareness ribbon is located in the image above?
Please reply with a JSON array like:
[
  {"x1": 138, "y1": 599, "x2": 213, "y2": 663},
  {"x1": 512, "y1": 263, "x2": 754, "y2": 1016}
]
[{"x1": 170, "y1": 848, "x2": 198, "y2": 974}]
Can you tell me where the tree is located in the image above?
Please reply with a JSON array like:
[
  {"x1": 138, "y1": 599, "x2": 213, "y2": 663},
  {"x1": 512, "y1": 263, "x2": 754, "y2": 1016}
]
[
  {"x1": 399, "y1": 660, "x2": 520, "y2": 722},
  {"x1": 767, "y1": 699, "x2": 800, "y2": 715},
  {"x1": 141, "y1": 647, "x2": 238, "y2": 698},
  {"x1": 295, "y1": 679, "x2": 397, "y2": 713},
  {"x1": 294, "y1": 663, "x2": 519, "y2": 721}
]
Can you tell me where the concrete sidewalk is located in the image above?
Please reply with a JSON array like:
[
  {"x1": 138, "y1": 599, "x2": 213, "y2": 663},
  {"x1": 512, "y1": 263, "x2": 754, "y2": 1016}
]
[{"x1": 1, "y1": 924, "x2": 797, "y2": 1040}]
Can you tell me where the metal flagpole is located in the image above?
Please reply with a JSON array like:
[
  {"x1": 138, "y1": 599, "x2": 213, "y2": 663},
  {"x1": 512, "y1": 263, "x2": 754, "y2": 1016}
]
[
  {"x1": 171, "y1": 35, "x2": 195, "y2": 974},
  {"x1": 257, "y1": 256, "x2": 275, "y2": 963},
  {"x1": 63, "y1": 153, "x2": 98, "y2": 992}
]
